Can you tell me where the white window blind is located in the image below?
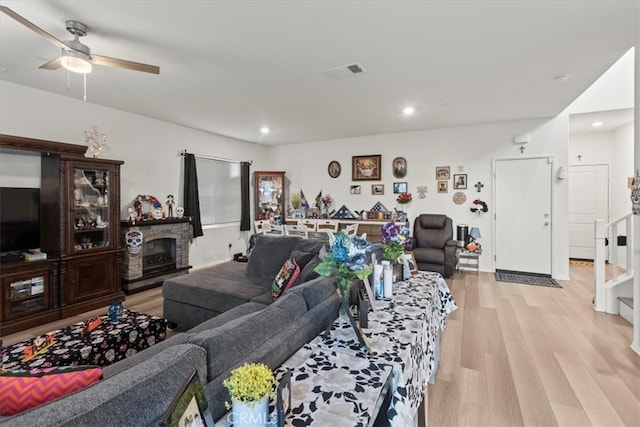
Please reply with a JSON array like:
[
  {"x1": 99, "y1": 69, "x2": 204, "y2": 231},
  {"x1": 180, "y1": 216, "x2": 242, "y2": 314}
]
[{"x1": 195, "y1": 157, "x2": 241, "y2": 226}]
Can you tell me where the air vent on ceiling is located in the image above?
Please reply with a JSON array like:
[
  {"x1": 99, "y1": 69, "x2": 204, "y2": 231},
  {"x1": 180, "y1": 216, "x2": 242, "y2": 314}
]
[{"x1": 322, "y1": 62, "x2": 367, "y2": 80}]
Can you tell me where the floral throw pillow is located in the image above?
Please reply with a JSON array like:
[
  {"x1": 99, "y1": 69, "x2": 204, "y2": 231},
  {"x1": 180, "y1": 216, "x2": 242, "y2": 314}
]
[{"x1": 271, "y1": 258, "x2": 300, "y2": 301}]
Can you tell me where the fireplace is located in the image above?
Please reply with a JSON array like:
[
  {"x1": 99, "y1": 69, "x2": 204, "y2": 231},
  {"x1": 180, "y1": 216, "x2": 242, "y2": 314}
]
[
  {"x1": 143, "y1": 238, "x2": 176, "y2": 275},
  {"x1": 121, "y1": 219, "x2": 191, "y2": 294}
]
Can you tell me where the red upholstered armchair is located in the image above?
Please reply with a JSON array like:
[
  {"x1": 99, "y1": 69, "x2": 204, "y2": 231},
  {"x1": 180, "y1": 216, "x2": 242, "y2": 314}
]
[{"x1": 411, "y1": 214, "x2": 457, "y2": 278}]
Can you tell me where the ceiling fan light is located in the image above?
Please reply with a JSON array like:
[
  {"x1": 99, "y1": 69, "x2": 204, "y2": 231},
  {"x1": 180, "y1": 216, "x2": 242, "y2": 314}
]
[{"x1": 61, "y1": 50, "x2": 92, "y2": 74}]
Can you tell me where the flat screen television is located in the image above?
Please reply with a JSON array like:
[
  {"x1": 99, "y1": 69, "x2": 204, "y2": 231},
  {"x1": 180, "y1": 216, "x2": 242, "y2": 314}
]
[{"x1": 0, "y1": 187, "x2": 41, "y2": 256}]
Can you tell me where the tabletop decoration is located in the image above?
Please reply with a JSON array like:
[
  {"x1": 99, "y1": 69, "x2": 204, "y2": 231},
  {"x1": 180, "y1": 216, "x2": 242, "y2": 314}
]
[
  {"x1": 223, "y1": 363, "x2": 275, "y2": 427},
  {"x1": 314, "y1": 231, "x2": 372, "y2": 298}
]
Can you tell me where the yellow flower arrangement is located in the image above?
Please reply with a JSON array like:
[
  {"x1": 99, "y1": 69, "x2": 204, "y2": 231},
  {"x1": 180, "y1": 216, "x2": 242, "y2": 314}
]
[{"x1": 223, "y1": 363, "x2": 275, "y2": 408}]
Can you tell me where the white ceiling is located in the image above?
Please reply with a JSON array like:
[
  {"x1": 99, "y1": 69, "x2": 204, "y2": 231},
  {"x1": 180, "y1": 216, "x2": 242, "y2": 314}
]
[{"x1": 0, "y1": 1, "x2": 637, "y2": 146}]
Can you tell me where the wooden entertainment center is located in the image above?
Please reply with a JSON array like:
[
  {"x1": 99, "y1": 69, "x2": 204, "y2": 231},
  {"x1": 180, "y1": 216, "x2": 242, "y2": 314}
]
[{"x1": 1, "y1": 134, "x2": 125, "y2": 335}]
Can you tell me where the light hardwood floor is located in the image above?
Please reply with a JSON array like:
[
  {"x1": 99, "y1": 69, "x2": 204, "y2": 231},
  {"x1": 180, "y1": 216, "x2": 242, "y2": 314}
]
[{"x1": 2, "y1": 265, "x2": 638, "y2": 426}]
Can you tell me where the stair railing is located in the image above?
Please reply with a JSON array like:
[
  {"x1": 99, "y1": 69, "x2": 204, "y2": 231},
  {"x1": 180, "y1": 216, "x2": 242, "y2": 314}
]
[{"x1": 594, "y1": 213, "x2": 634, "y2": 312}]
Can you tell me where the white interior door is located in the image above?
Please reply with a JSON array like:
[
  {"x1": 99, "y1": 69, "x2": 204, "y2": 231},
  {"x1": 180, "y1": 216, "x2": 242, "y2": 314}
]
[
  {"x1": 568, "y1": 165, "x2": 609, "y2": 260},
  {"x1": 495, "y1": 157, "x2": 552, "y2": 275}
]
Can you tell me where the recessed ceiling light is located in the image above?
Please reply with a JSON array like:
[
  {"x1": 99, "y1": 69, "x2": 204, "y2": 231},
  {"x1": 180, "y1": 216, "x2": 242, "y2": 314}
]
[
  {"x1": 592, "y1": 121, "x2": 604, "y2": 127},
  {"x1": 260, "y1": 127, "x2": 270, "y2": 134},
  {"x1": 554, "y1": 73, "x2": 570, "y2": 83},
  {"x1": 402, "y1": 107, "x2": 415, "y2": 116}
]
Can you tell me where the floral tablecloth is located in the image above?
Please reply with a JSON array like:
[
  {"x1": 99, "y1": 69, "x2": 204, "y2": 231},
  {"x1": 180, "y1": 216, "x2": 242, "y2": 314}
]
[
  {"x1": 309, "y1": 271, "x2": 456, "y2": 426},
  {"x1": 2, "y1": 309, "x2": 167, "y2": 370},
  {"x1": 274, "y1": 345, "x2": 393, "y2": 426}
]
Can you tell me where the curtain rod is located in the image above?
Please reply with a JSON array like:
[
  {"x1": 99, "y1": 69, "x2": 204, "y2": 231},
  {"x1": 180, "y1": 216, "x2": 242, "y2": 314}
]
[{"x1": 179, "y1": 149, "x2": 252, "y2": 165}]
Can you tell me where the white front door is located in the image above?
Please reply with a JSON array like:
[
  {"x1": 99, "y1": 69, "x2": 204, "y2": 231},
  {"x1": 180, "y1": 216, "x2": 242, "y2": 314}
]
[
  {"x1": 568, "y1": 165, "x2": 609, "y2": 260},
  {"x1": 495, "y1": 157, "x2": 553, "y2": 275}
]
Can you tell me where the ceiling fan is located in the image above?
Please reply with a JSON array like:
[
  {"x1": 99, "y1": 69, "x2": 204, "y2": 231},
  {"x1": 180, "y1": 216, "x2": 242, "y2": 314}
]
[{"x1": 0, "y1": 6, "x2": 159, "y2": 75}]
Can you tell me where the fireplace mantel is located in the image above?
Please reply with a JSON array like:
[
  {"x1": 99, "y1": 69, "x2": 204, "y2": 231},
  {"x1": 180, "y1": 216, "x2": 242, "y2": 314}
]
[{"x1": 121, "y1": 218, "x2": 191, "y2": 294}]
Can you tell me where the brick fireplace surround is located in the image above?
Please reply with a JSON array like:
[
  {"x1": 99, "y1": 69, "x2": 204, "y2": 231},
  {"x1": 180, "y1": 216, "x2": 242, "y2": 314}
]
[{"x1": 121, "y1": 218, "x2": 191, "y2": 294}]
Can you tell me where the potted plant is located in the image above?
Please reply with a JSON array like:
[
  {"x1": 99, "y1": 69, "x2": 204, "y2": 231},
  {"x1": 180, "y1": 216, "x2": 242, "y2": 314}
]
[{"x1": 223, "y1": 363, "x2": 275, "y2": 427}]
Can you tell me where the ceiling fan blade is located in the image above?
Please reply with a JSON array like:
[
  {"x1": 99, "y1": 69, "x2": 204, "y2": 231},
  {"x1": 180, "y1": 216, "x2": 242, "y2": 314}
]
[
  {"x1": 92, "y1": 54, "x2": 160, "y2": 75},
  {"x1": 39, "y1": 56, "x2": 63, "y2": 70},
  {"x1": 0, "y1": 6, "x2": 70, "y2": 50}
]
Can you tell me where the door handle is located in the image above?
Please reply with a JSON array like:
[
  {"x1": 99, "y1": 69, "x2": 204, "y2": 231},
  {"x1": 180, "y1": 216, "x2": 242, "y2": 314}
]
[{"x1": 544, "y1": 222, "x2": 550, "y2": 226}]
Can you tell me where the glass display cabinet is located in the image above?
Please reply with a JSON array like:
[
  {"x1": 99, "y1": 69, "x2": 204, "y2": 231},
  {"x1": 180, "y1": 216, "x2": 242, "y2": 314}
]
[
  {"x1": 71, "y1": 166, "x2": 112, "y2": 253},
  {"x1": 60, "y1": 157, "x2": 124, "y2": 316},
  {"x1": 254, "y1": 171, "x2": 285, "y2": 222}
]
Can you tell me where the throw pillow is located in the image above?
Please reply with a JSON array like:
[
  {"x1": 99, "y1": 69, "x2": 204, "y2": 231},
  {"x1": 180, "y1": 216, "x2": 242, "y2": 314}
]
[
  {"x1": 0, "y1": 365, "x2": 102, "y2": 416},
  {"x1": 271, "y1": 258, "x2": 300, "y2": 301}
]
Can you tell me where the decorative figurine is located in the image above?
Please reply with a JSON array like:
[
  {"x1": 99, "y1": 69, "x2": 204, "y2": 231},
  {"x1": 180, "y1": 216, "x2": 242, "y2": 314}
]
[
  {"x1": 166, "y1": 194, "x2": 175, "y2": 218},
  {"x1": 176, "y1": 206, "x2": 185, "y2": 218},
  {"x1": 127, "y1": 207, "x2": 137, "y2": 225}
]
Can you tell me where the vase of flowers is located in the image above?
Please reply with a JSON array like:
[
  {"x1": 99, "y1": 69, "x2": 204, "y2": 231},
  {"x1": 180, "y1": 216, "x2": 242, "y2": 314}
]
[
  {"x1": 381, "y1": 222, "x2": 412, "y2": 282},
  {"x1": 320, "y1": 194, "x2": 334, "y2": 218},
  {"x1": 224, "y1": 363, "x2": 275, "y2": 427},
  {"x1": 315, "y1": 231, "x2": 372, "y2": 297}
]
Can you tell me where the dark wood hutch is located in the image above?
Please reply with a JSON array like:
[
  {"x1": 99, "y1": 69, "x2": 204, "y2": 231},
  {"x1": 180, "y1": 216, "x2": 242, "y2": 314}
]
[{"x1": 0, "y1": 134, "x2": 125, "y2": 335}]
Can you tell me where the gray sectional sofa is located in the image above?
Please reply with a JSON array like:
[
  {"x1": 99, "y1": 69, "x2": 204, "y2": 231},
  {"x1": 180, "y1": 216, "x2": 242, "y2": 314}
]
[{"x1": 1, "y1": 235, "x2": 340, "y2": 426}]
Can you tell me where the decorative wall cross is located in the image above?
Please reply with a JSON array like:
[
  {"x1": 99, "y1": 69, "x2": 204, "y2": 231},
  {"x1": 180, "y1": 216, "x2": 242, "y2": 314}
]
[
  {"x1": 519, "y1": 145, "x2": 526, "y2": 154},
  {"x1": 474, "y1": 181, "x2": 484, "y2": 192}
]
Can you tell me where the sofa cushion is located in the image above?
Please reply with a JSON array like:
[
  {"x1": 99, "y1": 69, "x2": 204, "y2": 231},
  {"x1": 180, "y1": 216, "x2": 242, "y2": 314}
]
[
  {"x1": 298, "y1": 254, "x2": 321, "y2": 283},
  {"x1": 0, "y1": 366, "x2": 103, "y2": 416},
  {"x1": 271, "y1": 258, "x2": 301, "y2": 301},
  {"x1": 297, "y1": 276, "x2": 338, "y2": 309},
  {"x1": 163, "y1": 263, "x2": 267, "y2": 314},
  {"x1": 413, "y1": 247, "x2": 445, "y2": 265},
  {"x1": 187, "y1": 291, "x2": 308, "y2": 381},
  {"x1": 290, "y1": 250, "x2": 315, "y2": 270},
  {"x1": 187, "y1": 302, "x2": 266, "y2": 334},
  {"x1": 245, "y1": 235, "x2": 303, "y2": 288}
]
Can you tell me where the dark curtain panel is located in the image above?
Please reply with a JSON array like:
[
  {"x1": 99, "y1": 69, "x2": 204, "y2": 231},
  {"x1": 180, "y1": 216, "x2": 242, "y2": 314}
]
[
  {"x1": 183, "y1": 152, "x2": 203, "y2": 237},
  {"x1": 240, "y1": 161, "x2": 251, "y2": 231}
]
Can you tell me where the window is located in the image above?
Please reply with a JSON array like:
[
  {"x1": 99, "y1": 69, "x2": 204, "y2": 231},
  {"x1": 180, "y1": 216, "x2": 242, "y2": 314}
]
[{"x1": 195, "y1": 157, "x2": 241, "y2": 226}]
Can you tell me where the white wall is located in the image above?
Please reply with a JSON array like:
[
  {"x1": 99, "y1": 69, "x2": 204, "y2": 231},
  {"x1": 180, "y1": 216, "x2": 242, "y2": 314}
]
[
  {"x1": 269, "y1": 116, "x2": 571, "y2": 279},
  {"x1": 0, "y1": 81, "x2": 571, "y2": 279},
  {"x1": 0, "y1": 81, "x2": 269, "y2": 269}
]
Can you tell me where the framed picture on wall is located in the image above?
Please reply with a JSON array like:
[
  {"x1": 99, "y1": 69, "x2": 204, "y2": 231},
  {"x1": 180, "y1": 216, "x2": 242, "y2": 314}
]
[
  {"x1": 437, "y1": 180, "x2": 448, "y2": 193},
  {"x1": 350, "y1": 185, "x2": 361, "y2": 195},
  {"x1": 453, "y1": 174, "x2": 467, "y2": 189},
  {"x1": 371, "y1": 184, "x2": 384, "y2": 195},
  {"x1": 328, "y1": 161, "x2": 341, "y2": 178},
  {"x1": 393, "y1": 182, "x2": 408, "y2": 194},
  {"x1": 435, "y1": 166, "x2": 450, "y2": 180},
  {"x1": 392, "y1": 157, "x2": 407, "y2": 178},
  {"x1": 352, "y1": 155, "x2": 382, "y2": 181}
]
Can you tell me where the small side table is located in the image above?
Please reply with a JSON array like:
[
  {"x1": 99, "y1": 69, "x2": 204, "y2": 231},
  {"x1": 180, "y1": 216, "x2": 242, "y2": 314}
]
[{"x1": 457, "y1": 249, "x2": 481, "y2": 274}]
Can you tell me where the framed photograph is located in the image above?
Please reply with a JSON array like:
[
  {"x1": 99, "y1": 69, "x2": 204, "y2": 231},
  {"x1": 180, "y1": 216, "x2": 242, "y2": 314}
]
[
  {"x1": 160, "y1": 371, "x2": 214, "y2": 427},
  {"x1": 350, "y1": 185, "x2": 361, "y2": 195},
  {"x1": 371, "y1": 184, "x2": 384, "y2": 195},
  {"x1": 392, "y1": 157, "x2": 407, "y2": 178},
  {"x1": 453, "y1": 174, "x2": 467, "y2": 189},
  {"x1": 352, "y1": 155, "x2": 381, "y2": 181},
  {"x1": 276, "y1": 369, "x2": 292, "y2": 427},
  {"x1": 437, "y1": 180, "x2": 448, "y2": 193},
  {"x1": 403, "y1": 251, "x2": 418, "y2": 274},
  {"x1": 393, "y1": 182, "x2": 408, "y2": 194},
  {"x1": 328, "y1": 161, "x2": 341, "y2": 178},
  {"x1": 435, "y1": 166, "x2": 451, "y2": 180}
]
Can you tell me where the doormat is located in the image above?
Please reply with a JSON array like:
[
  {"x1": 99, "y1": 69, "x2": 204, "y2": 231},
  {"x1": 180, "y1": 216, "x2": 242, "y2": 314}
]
[
  {"x1": 569, "y1": 259, "x2": 594, "y2": 267},
  {"x1": 494, "y1": 270, "x2": 562, "y2": 288}
]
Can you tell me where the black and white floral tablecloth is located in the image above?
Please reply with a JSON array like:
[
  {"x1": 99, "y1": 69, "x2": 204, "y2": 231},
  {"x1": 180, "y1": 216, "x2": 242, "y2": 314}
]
[
  {"x1": 274, "y1": 345, "x2": 393, "y2": 426},
  {"x1": 2, "y1": 309, "x2": 167, "y2": 370},
  {"x1": 309, "y1": 271, "x2": 456, "y2": 426}
]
